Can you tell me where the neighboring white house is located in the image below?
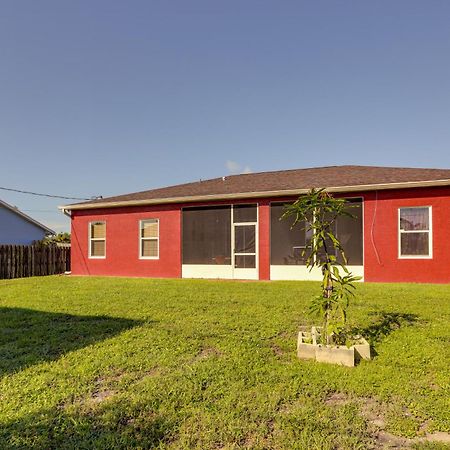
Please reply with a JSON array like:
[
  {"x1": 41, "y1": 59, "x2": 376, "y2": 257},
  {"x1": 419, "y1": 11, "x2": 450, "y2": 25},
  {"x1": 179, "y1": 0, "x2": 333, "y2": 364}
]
[{"x1": 0, "y1": 199, "x2": 54, "y2": 245}]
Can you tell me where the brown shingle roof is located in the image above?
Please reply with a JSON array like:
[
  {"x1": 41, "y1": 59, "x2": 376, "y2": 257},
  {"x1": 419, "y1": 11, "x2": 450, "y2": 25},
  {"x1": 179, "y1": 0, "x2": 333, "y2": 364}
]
[{"x1": 64, "y1": 165, "x2": 450, "y2": 210}]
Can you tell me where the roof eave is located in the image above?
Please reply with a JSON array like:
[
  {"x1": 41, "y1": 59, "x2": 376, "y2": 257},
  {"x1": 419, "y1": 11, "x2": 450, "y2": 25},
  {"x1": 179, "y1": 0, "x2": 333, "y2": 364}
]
[{"x1": 60, "y1": 179, "x2": 450, "y2": 211}]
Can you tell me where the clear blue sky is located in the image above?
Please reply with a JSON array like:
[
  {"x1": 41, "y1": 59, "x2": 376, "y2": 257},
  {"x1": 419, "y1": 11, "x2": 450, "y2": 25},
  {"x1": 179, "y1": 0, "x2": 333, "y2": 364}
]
[{"x1": 1, "y1": 1, "x2": 449, "y2": 232}]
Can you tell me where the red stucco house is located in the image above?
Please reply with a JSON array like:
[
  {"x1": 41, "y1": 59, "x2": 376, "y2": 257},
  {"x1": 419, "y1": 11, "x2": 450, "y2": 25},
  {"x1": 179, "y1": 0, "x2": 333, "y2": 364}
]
[{"x1": 61, "y1": 165, "x2": 450, "y2": 283}]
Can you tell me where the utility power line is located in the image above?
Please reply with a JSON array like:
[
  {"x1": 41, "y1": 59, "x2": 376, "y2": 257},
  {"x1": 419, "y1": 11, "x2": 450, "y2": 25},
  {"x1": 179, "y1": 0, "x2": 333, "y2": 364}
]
[
  {"x1": 0, "y1": 186, "x2": 100, "y2": 201},
  {"x1": 22, "y1": 210, "x2": 67, "y2": 213}
]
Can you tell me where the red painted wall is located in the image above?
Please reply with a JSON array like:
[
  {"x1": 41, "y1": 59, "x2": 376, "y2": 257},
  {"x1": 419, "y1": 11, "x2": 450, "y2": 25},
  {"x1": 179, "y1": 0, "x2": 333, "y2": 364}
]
[
  {"x1": 71, "y1": 204, "x2": 181, "y2": 277},
  {"x1": 70, "y1": 187, "x2": 450, "y2": 283},
  {"x1": 363, "y1": 187, "x2": 450, "y2": 283},
  {"x1": 258, "y1": 200, "x2": 270, "y2": 280}
]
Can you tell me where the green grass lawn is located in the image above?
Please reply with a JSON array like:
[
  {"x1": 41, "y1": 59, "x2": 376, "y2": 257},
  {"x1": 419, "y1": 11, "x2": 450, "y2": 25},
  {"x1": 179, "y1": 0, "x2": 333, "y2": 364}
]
[{"x1": 0, "y1": 276, "x2": 449, "y2": 449}]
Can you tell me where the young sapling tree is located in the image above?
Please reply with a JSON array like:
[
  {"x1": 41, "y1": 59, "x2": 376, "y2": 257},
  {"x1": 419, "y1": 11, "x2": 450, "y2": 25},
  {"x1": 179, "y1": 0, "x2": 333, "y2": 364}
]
[{"x1": 282, "y1": 188, "x2": 361, "y2": 346}]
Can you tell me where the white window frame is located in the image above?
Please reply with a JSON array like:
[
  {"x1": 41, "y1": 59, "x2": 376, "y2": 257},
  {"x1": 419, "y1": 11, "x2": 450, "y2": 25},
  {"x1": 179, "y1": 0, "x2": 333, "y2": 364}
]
[
  {"x1": 88, "y1": 221, "x2": 106, "y2": 259},
  {"x1": 139, "y1": 219, "x2": 159, "y2": 260},
  {"x1": 398, "y1": 206, "x2": 432, "y2": 259}
]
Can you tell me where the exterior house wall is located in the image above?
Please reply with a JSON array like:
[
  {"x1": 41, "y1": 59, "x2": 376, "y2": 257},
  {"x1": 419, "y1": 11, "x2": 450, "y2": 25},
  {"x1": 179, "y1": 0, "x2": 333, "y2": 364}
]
[
  {"x1": 0, "y1": 205, "x2": 49, "y2": 244},
  {"x1": 363, "y1": 186, "x2": 450, "y2": 283},
  {"x1": 71, "y1": 204, "x2": 181, "y2": 277},
  {"x1": 71, "y1": 198, "x2": 266, "y2": 278},
  {"x1": 70, "y1": 186, "x2": 450, "y2": 283}
]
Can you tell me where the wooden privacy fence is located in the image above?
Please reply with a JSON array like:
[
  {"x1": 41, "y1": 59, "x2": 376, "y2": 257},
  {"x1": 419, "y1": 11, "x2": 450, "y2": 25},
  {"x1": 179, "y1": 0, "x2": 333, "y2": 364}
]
[{"x1": 0, "y1": 245, "x2": 70, "y2": 280}]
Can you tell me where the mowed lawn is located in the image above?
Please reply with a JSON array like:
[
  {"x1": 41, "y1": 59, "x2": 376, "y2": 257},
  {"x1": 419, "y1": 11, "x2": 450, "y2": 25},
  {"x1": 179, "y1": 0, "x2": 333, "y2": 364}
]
[{"x1": 0, "y1": 277, "x2": 449, "y2": 449}]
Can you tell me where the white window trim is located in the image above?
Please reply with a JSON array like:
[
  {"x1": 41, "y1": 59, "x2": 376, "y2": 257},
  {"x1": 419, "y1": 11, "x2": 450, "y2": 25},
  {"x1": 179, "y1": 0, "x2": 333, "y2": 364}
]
[
  {"x1": 139, "y1": 219, "x2": 159, "y2": 260},
  {"x1": 398, "y1": 206, "x2": 433, "y2": 259},
  {"x1": 88, "y1": 221, "x2": 106, "y2": 259}
]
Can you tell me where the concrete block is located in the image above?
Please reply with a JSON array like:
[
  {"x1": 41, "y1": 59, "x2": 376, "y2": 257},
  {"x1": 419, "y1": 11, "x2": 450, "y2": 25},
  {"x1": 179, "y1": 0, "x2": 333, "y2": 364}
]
[
  {"x1": 315, "y1": 345, "x2": 355, "y2": 367},
  {"x1": 354, "y1": 338, "x2": 371, "y2": 361},
  {"x1": 297, "y1": 330, "x2": 316, "y2": 360},
  {"x1": 297, "y1": 328, "x2": 371, "y2": 367}
]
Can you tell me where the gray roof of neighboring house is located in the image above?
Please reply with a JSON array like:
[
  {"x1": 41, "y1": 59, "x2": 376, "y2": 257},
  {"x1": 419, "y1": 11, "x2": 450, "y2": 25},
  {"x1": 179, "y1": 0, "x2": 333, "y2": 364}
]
[
  {"x1": 0, "y1": 199, "x2": 55, "y2": 234},
  {"x1": 63, "y1": 165, "x2": 450, "y2": 211}
]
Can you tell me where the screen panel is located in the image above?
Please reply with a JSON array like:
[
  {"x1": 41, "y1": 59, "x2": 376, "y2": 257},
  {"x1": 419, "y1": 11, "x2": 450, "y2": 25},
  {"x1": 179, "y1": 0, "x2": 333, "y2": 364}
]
[
  {"x1": 235, "y1": 255, "x2": 256, "y2": 269},
  {"x1": 234, "y1": 225, "x2": 256, "y2": 253},
  {"x1": 233, "y1": 204, "x2": 257, "y2": 223},
  {"x1": 270, "y1": 199, "x2": 363, "y2": 266},
  {"x1": 270, "y1": 203, "x2": 310, "y2": 265},
  {"x1": 316, "y1": 199, "x2": 363, "y2": 265},
  {"x1": 182, "y1": 206, "x2": 231, "y2": 265},
  {"x1": 336, "y1": 200, "x2": 363, "y2": 265}
]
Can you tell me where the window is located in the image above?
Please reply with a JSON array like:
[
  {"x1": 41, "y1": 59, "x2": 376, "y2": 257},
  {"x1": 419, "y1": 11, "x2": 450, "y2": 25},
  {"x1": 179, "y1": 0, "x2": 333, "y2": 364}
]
[
  {"x1": 89, "y1": 221, "x2": 106, "y2": 258},
  {"x1": 140, "y1": 219, "x2": 159, "y2": 259},
  {"x1": 399, "y1": 207, "x2": 432, "y2": 258}
]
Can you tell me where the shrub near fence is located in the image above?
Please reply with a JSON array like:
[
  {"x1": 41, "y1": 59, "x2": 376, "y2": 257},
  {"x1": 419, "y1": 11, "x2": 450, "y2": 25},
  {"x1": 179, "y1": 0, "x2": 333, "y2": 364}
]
[{"x1": 0, "y1": 245, "x2": 70, "y2": 280}]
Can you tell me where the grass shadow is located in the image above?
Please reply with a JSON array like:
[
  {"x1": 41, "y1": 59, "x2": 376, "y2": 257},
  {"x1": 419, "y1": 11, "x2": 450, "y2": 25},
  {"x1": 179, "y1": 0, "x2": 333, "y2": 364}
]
[
  {"x1": 352, "y1": 311, "x2": 419, "y2": 357},
  {"x1": 0, "y1": 306, "x2": 142, "y2": 376}
]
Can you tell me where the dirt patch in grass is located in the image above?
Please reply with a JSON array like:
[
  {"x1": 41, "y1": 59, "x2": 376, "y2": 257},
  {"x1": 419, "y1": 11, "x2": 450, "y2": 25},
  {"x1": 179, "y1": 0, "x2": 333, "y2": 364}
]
[
  {"x1": 267, "y1": 330, "x2": 293, "y2": 357},
  {"x1": 359, "y1": 396, "x2": 388, "y2": 430},
  {"x1": 422, "y1": 431, "x2": 450, "y2": 443},
  {"x1": 59, "y1": 371, "x2": 126, "y2": 410},
  {"x1": 271, "y1": 343, "x2": 284, "y2": 356},
  {"x1": 59, "y1": 388, "x2": 117, "y2": 411},
  {"x1": 276, "y1": 393, "x2": 408, "y2": 449},
  {"x1": 357, "y1": 396, "x2": 410, "y2": 448},
  {"x1": 96, "y1": 366, "x2": 164, "y2": 387},
  {"x1": 357, "y1": 397, "x2": 450, "y2": 448},
  {"x1": 94, "y1": 369, "x2": 126, "y2": 385},
  {"x1": 189, "y1": 347, "x2": 223, "y2": 364},
  {"x1": 91, "y1": 389, "x2": 115, "y2": 403},
  {"x1": 370, "y1": 430, "x2": 450, "y2": 448},
  {"x1": 373, "y1": 430, "x2": 411, "y2": 448},
  {"x1": 325, "y1": 392, "x2": 350, "y2": 407},
  {"x1": 141, "y1": 366, "x2": 162, "y2": 378},
  {"x1": 282, "y1": 393, "x2": 450, "y2": 448},
  {"x1": 241, "y1": 420, "x2": 274, "y2": 449}
]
